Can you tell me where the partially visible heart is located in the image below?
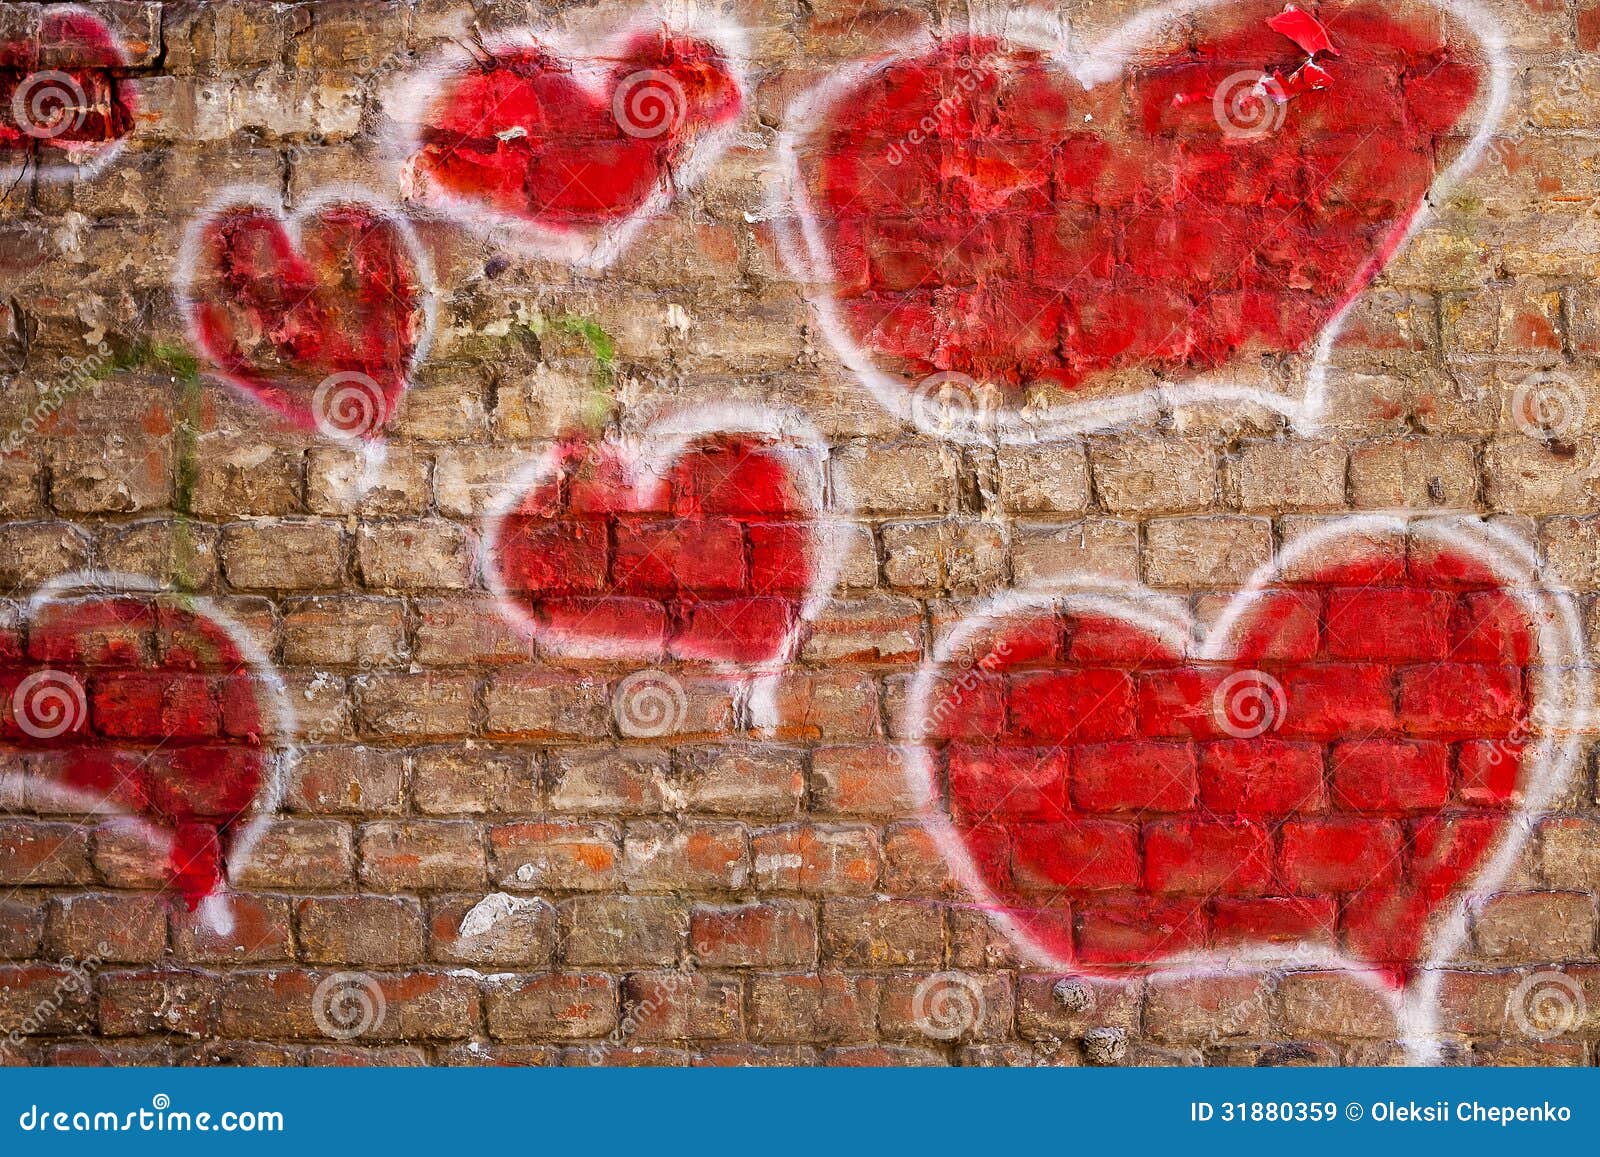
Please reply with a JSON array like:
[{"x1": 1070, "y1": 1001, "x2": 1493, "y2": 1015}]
[
  {"x1": 1, "y1": 578, "x2": 287, "y2": 918},
  {"x1": 396, "y1": 21, "x2": 744, "y2": 268},
  {"x1": 177, "y1": 189, "x2": 436, "y2": 443},
  {"x1": 483, "y1": 411, "x2": 832, "y2": 671},
  {"x1": 905, "y1": 521, "x2": 1576, "y2": 984},
  {"x1": 779, "y1": 0, "x2": 1493, "y2": 437},
  {"x1": 0, "y1": 5, "x2": 136, "y2": 181}
]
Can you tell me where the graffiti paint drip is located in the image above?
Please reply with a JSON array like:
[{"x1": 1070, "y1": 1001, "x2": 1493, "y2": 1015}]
[{"x1": 4, "y1": 594, "x2": 271, "y2": 912}]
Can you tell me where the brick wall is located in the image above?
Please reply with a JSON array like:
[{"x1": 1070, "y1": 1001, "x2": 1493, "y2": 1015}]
[{"x1": 0, "y1": 0, "x2": 1598, "y2": 1067}]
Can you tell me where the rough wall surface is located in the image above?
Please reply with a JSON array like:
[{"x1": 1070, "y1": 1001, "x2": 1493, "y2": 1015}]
[{"x1": 0, "y1": 0, "x2": 1598, "y2": 1067}]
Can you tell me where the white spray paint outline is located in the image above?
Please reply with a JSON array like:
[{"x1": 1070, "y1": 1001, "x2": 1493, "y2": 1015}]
[
  {"x1": 481, "y1": 402, "x2": 850, "y2": 733},
  {"x1": 172, "y1": 184, "x2": 440, "y2": 497},
  {"x1": 0, "y1": 571, "x2": 299, "y2": 937},
  {"x1": 900, "y1": 514, "x2": 1588, "y2": 1063},
  {"x1": 771, "y1": 0, "x2": 1513, "y2": 444},
  {"x1": 0, "y1": 4, "x2": 136, "y2": 186},
  {"x1": 384, "y1": 7, "x2": 750, "y2": 272}
]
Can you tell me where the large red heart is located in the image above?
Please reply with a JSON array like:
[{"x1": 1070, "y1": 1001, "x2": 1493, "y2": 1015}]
[
  {"x1": 397, "y1": 22, "x2": 744, "y2": 268},
  {"x1": 779, "y1": 0, "x2": 1493, "y2": 437},
  {"x1": 177, "y1": 190, "x2": 436, "y2": 443},
  {"x1": 1, "y1": 578, "x2": 287, "y2": 922},
  {"x1": 0, "y1": 5, "x2": 136, "y2": 182},
  {"x1": 905, "y1": 521, "x2": 1577, "y2": 984},
  {"x1": 483, "y1": 412, "x2": 833, "y2": 672}
]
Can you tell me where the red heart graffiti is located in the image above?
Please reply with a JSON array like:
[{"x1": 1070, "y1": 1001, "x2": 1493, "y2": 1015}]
[
  {"x1": 3, "y1": 590, "x2": 279, "y2": 911},
  {"x1": 913, "y1": 532, "x2": 1552, "y2": 983},
  {"x1": 0, "y1": 5, "x2": 136, "y2": 178},
  {"x1": 178, "y1": 193, "x2": 435, "y2": 442},
  {"x1": 790, "y1": 0, "x2": 1482, "y2": 419},
  {"x1": 485, "y1": 430, "x2": 822, "y2": 668},
  {"x1": 400, "y1": 28, "x2": 743, "y2": 264}
]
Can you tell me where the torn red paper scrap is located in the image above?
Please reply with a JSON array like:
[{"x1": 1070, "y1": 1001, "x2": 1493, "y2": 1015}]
[
  {"x1": 1268, "y1": 4, "x2": 1340, "y2": 56},
  {"x1": 1270, "y1": 60, "x2": 1334, "y2": 101}
]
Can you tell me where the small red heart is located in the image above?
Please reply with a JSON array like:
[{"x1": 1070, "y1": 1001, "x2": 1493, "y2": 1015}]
[
  {"x1": 3, "y1": 585, "x2": 283, "y2": 914},
  {"x1": 485, "y1": 423, "x2": 827, "y2": 670},
  {"x1": 909, "y1": 524, "x2": 1570, "y2": 984},
  {"x1": 178, "y1": 191, "x2": 436, "y2": 442},
  {"x1": 399, "y1": 25, "x2": 744, "y2": 266},
  {"x1": 0, "y1": 5, "x2": 136, "y2": 180},
  {"x1": 783, "y1": 0, "x2": 1487, "y2": 432}
]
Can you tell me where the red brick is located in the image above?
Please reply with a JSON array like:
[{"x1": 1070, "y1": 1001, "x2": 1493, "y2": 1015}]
[
  {"x1": 1071, "y1": 742, "x2": 1196, "y2": 813},
  {"x1": 1330, "y1": 740, "x2": 1450, "y2": 812},
  {"x1": 297, "y1": 897, "x2": 425, "y2": 965},
  {"x1": 1397, "y1": 664, "x2": 1524, "y2": 738},
  {"x1": 748, "y1": 973, "x2": 881, "y2": 1043},
  {"x1": 1323, "y1": 587, "x2": 1451, "y2": 660},
  {"x1": 1279, "y1": 819, "x2": 1404, "y2": 893},
  {"x1": 692, "y1": 901, "x2": 817, "y2": 967},
  {"x1": 1074, "y1": 899, "x2": 1206, "y2": 965},
  {"x1": 1278, "y1": 664, "x2": 1398, "y2": 738},
  {"x1": 1143, "y1": 819, "x2": 1273, "y2": 896},
  {"x1": 1011, "y1": 820, "x2": 1139, "y2": 891},
  {"x1": 486, "y1": 974, "x2": 617, "y2": 1041},
  {"x1": 490, "y1": 822, "x2": 620, "y2": 891},
  {"x1": 48, "y1": 893, "x2": 166, "y2": 962},
  {"x1": 358, "y1": 821, "x2": 486, "y2": 890},
  {"x1": 1198, "y1": 740, "x2": 1324, "y2": 815},
  {"x1": 950, "y1": 744, "x2": 1071, "y2": 821},
  {"x1": 1010, "y1": 670, "x2": 1136, "y2": 741},
  {"x1": 0, "y1": 821, "x2": 93, "y2": 884},
  {"x1": 751, "y1": 825, "x2": 882, "y2": 894}
]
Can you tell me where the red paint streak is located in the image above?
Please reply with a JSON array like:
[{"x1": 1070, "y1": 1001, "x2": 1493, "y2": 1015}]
[
  {"x1": 413, "y1": 32, "x2": 741, "y2": 229},
  {"x1": 490, "y1": 435, "x2": 815, "y2": 666},
  {"x1": 5, "y1": 597, "x2": 267, "y2": 909},
  {"x1": 188, "y1": 201, "x2": 428, "y2": 438},
  {"x1": 0, "y1": 9, "x2": 134, "y2": 161},
  {"x1": 937, "y1": 546, "x2": 1533, "y2": 981},
  {"x1": 811, "y1": 0, "x2": 1480, "y2": 399}
]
